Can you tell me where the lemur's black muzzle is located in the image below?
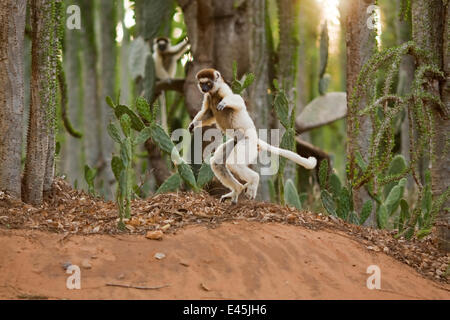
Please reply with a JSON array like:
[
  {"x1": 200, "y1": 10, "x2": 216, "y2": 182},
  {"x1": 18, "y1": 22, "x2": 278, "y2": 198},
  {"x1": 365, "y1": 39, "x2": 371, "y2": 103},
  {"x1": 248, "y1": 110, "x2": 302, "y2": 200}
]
[
  {"x1": 201, "y1": 83, "x2": 210, "y2": 93},
  {"x1": 158, "y1": 43, "x2": 167, "y2": 51}
]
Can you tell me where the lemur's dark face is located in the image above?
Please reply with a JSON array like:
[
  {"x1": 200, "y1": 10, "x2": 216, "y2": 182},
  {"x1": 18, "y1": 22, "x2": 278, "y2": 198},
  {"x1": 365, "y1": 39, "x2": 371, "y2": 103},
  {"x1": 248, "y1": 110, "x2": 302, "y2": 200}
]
[
  {"x1": 156, "y1": 38, "x2": 168, "y2": 51},
  {"x1": 198, "y1": 78, "x2": 214, "y2": 93},
  {"x1": 196, "y1": 69, "x2": 222, "y2": 94}
]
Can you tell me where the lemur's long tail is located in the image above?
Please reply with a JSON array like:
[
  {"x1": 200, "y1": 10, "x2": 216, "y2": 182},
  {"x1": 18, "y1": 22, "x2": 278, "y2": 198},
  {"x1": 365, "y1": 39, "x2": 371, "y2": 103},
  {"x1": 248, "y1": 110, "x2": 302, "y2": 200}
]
[{"x1": 257, "y1": 139, "x2": 317, "y2": 169}]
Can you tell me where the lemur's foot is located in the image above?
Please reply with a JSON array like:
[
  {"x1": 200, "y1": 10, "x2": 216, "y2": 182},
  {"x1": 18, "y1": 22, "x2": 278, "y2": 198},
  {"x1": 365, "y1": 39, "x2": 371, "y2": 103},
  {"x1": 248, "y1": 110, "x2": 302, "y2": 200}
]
[
  {"x1": 217, "y1": 101, "x2": 226, "y2": 111},
  {"x1": 243, "y1": 182, "x2": 258, "y2": 200},
  {"x1": 220, "y1": 190, "x2": 240, "y2": 204},
  {"x1": 220, "y1": 192, "x2": 236, "y2": 203}
]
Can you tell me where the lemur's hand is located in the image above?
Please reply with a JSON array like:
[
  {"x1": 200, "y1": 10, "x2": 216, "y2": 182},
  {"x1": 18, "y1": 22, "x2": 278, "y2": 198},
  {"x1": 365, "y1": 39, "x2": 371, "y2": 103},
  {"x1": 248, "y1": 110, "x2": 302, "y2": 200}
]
[
  {"x1": 217, "y1": 101, "x2": 227, "y2": 111},
  {"x1": 188, "y1": 121, "x2": 195, "y2": 133}
]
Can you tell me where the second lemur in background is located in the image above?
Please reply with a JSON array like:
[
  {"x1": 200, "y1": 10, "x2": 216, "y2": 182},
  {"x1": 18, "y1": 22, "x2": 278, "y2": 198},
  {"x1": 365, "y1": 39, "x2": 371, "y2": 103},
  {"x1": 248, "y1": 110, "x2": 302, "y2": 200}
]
[
  {"x1": 152, "y1": 37, "x2": 190, "y2": 80},
  {"x1": 152, "y1": 37, "x2": 189, "y2": 130}
]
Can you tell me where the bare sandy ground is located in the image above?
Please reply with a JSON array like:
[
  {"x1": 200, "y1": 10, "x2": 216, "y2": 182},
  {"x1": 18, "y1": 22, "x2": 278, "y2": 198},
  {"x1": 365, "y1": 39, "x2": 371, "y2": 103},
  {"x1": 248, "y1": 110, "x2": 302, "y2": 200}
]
[{"x1": 0, "y1": 222, "x2": 448, "y2": 300}]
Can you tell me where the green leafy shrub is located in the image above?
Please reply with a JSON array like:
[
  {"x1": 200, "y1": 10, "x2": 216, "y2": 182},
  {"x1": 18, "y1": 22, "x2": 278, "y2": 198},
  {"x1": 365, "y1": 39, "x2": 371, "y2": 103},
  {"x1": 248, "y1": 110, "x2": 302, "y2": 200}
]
[
  {"x1": 284, "y1": 179, "x2": 302, "y2": 210},
  {"x1": 346, "y1": 42, "x2": 448, "y2": 237},
  {"x1": 231, "y1": 61, "x2": 255, "y2": 94},
  {"x1": 272, "y1": 81, "x2": 296, "y2": 204},
  {"x1": 106, "y1": 96, "x2": 200, "y2": 228},
  {"x1": 84, "y1": 165, "x2": 97, "y2": 196}
]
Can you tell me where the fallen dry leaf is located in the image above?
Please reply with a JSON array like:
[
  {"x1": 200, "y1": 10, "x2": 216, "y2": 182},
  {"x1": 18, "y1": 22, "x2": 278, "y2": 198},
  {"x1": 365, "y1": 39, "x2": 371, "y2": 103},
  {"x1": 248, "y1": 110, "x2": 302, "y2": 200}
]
[{"x1": 146, "y1": 230, "x2": 163, "y2": 240}]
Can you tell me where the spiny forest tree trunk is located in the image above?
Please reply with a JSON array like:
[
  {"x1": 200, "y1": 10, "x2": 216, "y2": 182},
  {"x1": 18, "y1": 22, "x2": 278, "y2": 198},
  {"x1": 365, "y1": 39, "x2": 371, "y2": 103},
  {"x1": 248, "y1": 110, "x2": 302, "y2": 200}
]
[
  {"x1": 79, "y1": 0, "x2": 102, "y2": 181},
  {"x1": 118, "y1": 1, "x2": 131, "y2": 105},
  {"x1": 0, "y1": 0, "x2": 26, "y2": 198},
  {"x1": 43, "y1": 1, "x2": 62, "y2": 193},
  {"x1": 276, "y1": 0, "x2": 300, "y2": 198},
  {"x1": 98, "y1": 0, "x2": 117, "y2": 198},
  {"x1": 412, "y1": 0, "x2": 449, "y2": 252},
  {"x1": 179, "y1": 0, "x2": 250, "y2": 118},
  {"x1": 396, "y1": 0, "x2": 415, "y2": 188},
  {"x1": 135, "y1": 0, "x2": 173, "y2": 187},
  {"x1": 344, "y1": 0, "x2": 377, "y2": 226},
  {"x1": 23, "y1": 0, "x2": 61, "y2": 205},
  {"x1": 61, "y1": 2, "x2": 83, "y2": 187},
  {"x1": 247, "y1": 0, "x2": 271, "y2": 201}
]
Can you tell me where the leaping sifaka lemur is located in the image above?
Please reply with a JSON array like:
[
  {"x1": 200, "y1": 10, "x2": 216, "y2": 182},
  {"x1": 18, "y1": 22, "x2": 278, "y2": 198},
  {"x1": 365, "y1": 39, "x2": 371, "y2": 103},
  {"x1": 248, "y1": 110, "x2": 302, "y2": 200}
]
[{"x1": 189, "y1": 68, "x2": 317, "y2": 203}]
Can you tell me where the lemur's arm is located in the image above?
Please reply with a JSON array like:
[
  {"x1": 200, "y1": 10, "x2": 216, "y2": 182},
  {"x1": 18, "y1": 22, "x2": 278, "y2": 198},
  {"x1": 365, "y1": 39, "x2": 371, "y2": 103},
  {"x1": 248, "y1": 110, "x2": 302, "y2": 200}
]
[
  {"x1": 166, "y1": 38, "x2": 190, "y2": 60},
  {"x1": 217, "y1": 94, "x2": 246, "y2": 111},
  {"x1": 189, "y1": 95, "x2": 216, "y2": 132}
]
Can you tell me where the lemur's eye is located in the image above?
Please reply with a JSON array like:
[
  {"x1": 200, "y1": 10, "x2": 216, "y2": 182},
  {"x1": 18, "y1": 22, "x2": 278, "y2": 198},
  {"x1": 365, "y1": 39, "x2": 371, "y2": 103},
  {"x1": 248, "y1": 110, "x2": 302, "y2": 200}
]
[{"x1": 208, "y1": 82, "x2": 212, "y2": 87}]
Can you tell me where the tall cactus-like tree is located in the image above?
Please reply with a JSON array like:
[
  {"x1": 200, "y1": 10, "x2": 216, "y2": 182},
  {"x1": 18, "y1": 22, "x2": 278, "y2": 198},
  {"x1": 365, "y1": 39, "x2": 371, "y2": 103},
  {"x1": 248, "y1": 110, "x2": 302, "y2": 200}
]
[
  {"x1": 133, "y1": 0, "x2": 173, "y2": 187},
  {"x1": 395, "y1": 0, "x2": 415, "y2": 189},
  {"x1": 412, "y1": 0, "x2": 449, "y2": 252},
  {"x1": 247, "y1": 0, "x2": 272, "y2": 201},
  {"x1": 344, "y1": 0, "x2": 377, "y2": 226},
  {"x1": 0, "y1": 0, "x2": 26, "y2": 198},
  {"x1": 23, "y1": 0, "x2": 62, "y2": 205},
  {"x1": 98, "y1": 0, "x2": 118, "y2": 198},
  {"x1": 275, "y1": 0, "x2": 300, "y2": 202},
  {"x1": 78, "y1": 0, "x2": 102, "y2": 185},
  {"x1": 60, "y1": 0, "x2": 83, "y2": 187}
]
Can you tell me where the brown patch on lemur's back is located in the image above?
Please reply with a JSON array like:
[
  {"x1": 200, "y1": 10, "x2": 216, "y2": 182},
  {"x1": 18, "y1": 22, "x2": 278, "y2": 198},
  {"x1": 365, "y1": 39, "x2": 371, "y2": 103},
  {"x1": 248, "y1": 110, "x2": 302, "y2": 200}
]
[{"x1": 196, "y1": 68, "x2": 217, "y2": 81}]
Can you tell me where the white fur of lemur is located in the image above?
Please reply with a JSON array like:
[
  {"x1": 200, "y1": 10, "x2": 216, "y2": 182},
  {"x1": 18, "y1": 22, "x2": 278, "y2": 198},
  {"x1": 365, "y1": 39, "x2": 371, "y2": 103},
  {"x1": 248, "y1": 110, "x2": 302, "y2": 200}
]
[
  {"x1": 189, "y1": 68, "x2": 317, "y2": 203},
  {"x1": 152, "y1": 37, "x2": 190, "y2": 80}
]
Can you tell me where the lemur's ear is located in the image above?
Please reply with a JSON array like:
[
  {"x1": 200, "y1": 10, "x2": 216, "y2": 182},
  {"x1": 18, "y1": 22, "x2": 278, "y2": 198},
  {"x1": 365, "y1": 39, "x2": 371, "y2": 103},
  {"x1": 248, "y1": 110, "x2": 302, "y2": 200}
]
[{"x1": 214, "y1": 70, "x2": 221, "y2": 80}]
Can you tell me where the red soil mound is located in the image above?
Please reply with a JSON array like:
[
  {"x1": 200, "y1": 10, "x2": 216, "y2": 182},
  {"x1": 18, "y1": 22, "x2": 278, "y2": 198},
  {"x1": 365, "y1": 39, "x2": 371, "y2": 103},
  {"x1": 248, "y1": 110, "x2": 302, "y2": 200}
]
[{"x1": 0, "y1": 222, "x2": 448, "y2": 300}]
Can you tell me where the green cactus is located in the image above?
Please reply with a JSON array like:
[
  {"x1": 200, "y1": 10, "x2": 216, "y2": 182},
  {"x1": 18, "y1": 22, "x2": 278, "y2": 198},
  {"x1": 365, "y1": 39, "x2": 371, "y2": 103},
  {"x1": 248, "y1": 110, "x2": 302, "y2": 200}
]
[
  {"x1": 348, "y1": 211, "x2": 359, "y2": 225},
  {"x1": 359, "y1": 200, "x2": 373, "y2": 225},
  {"x1": 107, "y1": 98, "x2": 142, "y2": 225},
  {"x1": 421, "y1": 170, "x2": 432, "y2": 227},
  {"x1": 135, "y1": 96, "x2": 153, "y2": 123},
  {"x1": 321, "y1": 189, "x2": 337, "y2": 216},
  {"x1": 384, "y1": 178, "x2": 406, "y2": 216},
  {"x1": 329, "y1": 173, "x2": 342, "y2": 197},
  {"x1": 272, "y1": 87, "x2": 296, "y2": 205},
  {"x1": 114, "y1": 104, "x2": 145, "y2": 132},
  {"x1": 120, "y1": 114, "x2": 132, "y2": 138},
  {"x1": 106, "y1": 96, "x2": 116, "y2": 109},
  {"x1": 299, "y1": 193, "x2": 308, "y2": 206},
  {"x1": 318, "y1": 159, "x2": 329, "y2": 190},
  {"x1": 383, "y1": 155, "x2": 407, "y2": 198},
  {"x1": 397, "y1": 199, "x2": 410, "y2": 232},
  {"x1": 284, "y1": 179, "x2": 302, "y2": 210},
  {"x1": 273, "y1": 88, "x2": 290, "y2": 129},
  {"x1": 148, "y1": 122, "x2": 199, "y2": 191},
  {"x1": 231, "y1": 61, "x2": 255, "y2": 94},
  {"x1": 197, "y1": 159, "x2": 214, "y2": 188},
  {"x1": 84, "y1": 165, "x2": 97, "y2": 196},
  {"x1": 377, "y1": 204, "x2": 388, "y2": 229},
  {"x1": 134, "y1": 126, "x2": 152, "y2": 145},
  {"x1": 336, "y1": 186, "x2": 352, "y2": 220},
  {"x1": 107, "y1": 123, "x2": 122, "y2": 144},
  {"x1": 177, "y1": 162, "x2": 199, "y2": 191},
  {"x1": 156, "y1": 173, "x2": 182, "y2": 194}
]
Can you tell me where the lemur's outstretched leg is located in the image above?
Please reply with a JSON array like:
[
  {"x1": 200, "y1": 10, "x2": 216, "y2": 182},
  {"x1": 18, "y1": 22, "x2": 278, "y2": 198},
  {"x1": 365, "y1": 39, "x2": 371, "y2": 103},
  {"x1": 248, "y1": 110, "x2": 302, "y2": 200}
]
[
  {"x1": 210, "y1": 139, "x2": 244, "y2": 203},
  {"x1": 226, "y1": 133, "x2": 259, "y2": 200}
]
